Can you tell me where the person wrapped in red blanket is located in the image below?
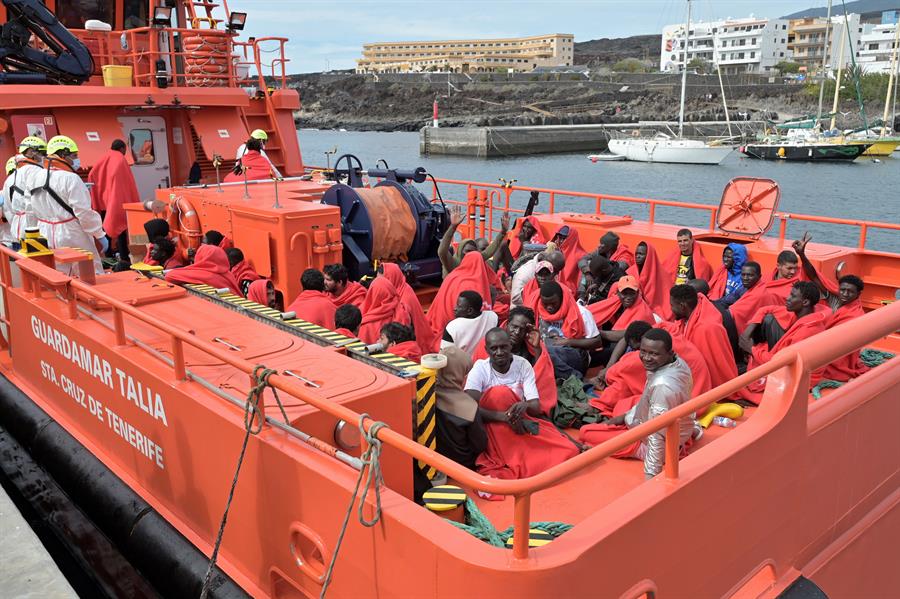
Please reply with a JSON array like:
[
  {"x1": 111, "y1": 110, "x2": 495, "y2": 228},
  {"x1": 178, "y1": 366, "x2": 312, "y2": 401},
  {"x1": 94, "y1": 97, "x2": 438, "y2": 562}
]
[
  {"x1": 324, "y1": 263, "x2": 367, "y2": 308},
  {"x1": 247, "y1": 279, "x2": 277, "y2": 309},
  {"x1": 792, "y1": 232, "x2": 869, "y2": 382},
  {"x1": 663, "y1": 228, "x2": 713, "y2": 285},
  {"x1": 587, "y1": 275, "x2": 656, "y2": 332},
  {"x1": 625, "y1": 241, "x2": 672, "y2": 318},
  {"x1": 88, "y1": 140, "x2": 140, "y2": 261},
  {"x1": 224, "y1": 138, "x2": 272, "y2": 182},
  {"x1": 531, "y1": 280, "x2": 588, "y2": 381},
  {"x1": 472, "y1": 306, "x2": 558, "y2": 415},
  {"x1": 225, "y1": 247, "x2": 261, "y2": 297},
  {"x1": 378, "y1": 322, "x2": 422, "y2": 363},
  {"x1": 358, "y1": 277, "x2": 411, "y2": 344},
  {"x1": 508, "y1": 215, "x2": 544, "y2": 260},
  {"x1": 465, "y1": 328, "x2": 580, "y2": 480},
  {"x1": 427, "y1": 251, "x2": 493, "y2": 339},
  {"x1": 333, "y1": 304, "x2": 362, "y2": 339},
  {"x1": 597, "y1": 231, "x2": 635, "y2": 269},
  {"x1": 164, "y1": 244, "x2": 241, "y2": 295},
  {"x1": 546, "y1": 223, "x2": 587, "y2": 292},
  {"x1": 729, "y1": 252, "x2": 800, "y2": 333},
  {"x1": 737, "y1": 281, "x2": 827, "y2": 404},
  {"x1": 381, "y1": 263, "x2": 438, "y2": 354},
  {"x1": 660, "y1": 284, "x2": 737, "y2": 389},
  {"x1": 286, "y1": 269, "x2": 337, "y2": 329}
]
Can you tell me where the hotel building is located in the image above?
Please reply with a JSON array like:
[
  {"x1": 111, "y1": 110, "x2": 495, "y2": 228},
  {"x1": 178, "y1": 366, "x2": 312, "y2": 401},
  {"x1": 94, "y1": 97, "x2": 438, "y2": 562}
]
[{"x1": 355, "y1": 34, "x2": 574, "y2": 74}]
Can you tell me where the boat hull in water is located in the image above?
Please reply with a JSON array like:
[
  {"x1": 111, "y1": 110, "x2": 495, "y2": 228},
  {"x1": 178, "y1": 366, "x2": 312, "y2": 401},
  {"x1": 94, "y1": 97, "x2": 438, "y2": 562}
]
[
  {"x1": 853, "y1": 138, "x2": 900, "y2": 156},
  {"x1": 607, "y1": 138, "x2": 734, "y2": 164},
  {"x1": 740, "y1": 143, "x2": 871, "y2": 161}
]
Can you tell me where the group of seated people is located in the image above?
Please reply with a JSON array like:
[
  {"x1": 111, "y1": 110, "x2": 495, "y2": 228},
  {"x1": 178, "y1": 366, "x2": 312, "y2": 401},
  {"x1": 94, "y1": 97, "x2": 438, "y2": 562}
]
[{"x1": 150, "y1": 213, "x2": 877, "y2": 483}]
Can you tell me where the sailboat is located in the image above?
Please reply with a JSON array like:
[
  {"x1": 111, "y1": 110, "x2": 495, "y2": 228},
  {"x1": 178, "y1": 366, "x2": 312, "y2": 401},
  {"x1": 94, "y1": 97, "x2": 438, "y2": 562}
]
[{"x1": 607, "y1": 0, "x2": 734, "y2": 165}]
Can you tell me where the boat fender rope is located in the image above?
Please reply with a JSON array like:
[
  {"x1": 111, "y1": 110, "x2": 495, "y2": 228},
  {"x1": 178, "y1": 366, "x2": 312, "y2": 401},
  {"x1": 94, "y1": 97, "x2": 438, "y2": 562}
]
[
  {"x1": 811, "y1": 349, "x2": 894, "y2": 400},
  {"x1": 199, "y1": 366, "x2": 285, "y2": 599},
  {"x1": 319, "y1": 414, "x2": 389, "y2": 598},
  {"x1": 448, "y1": 498, "x2": 573, "y2": 547}
]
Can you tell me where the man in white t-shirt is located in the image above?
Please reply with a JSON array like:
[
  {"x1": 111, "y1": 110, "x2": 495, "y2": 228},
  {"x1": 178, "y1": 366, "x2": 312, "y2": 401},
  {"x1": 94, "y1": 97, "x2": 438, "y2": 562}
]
[
  {"x1": 441, "y1": 290, "x2": 498, "y2": 357},
  {"x1": 465, "y1": 328, "x2": 541, "y2": 432}
]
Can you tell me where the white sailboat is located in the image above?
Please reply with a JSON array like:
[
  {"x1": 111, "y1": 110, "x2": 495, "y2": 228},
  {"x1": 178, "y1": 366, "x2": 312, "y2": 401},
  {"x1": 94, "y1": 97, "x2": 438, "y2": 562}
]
[{"x1": 608, "y1": 0, "x2": 734, "y2": 165}]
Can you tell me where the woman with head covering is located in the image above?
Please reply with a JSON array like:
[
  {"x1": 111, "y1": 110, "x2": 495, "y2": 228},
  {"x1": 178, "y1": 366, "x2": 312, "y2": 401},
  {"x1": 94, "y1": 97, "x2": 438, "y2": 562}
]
[
  {"x1": 709, "y1": 243, "x2": 748, "y2": 300},
  {"x1": 164, "y1": 244, "x2": 241, "y2": 294},
  {"x1": 381, "y1": 262, "x2": 438, "y2": 354},
  {"x1": 357, "y1": 277, "x2": 412, "y2": 344},
  {"x1": 434, "y1": 346, "x2": 487, "y2": 470}
]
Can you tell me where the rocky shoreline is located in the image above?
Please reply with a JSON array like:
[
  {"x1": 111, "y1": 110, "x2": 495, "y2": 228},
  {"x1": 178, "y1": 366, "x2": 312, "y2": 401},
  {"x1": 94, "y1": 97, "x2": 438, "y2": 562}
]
[{"x1": 290, "y1": 73, "x2": 831, "y2": 133}]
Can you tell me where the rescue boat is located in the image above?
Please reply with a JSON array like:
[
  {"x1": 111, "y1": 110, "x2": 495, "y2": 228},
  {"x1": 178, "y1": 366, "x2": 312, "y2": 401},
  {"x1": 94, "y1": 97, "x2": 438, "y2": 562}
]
[{"x1": 1, "y1": 2, "x2": 899, "y2": 598}]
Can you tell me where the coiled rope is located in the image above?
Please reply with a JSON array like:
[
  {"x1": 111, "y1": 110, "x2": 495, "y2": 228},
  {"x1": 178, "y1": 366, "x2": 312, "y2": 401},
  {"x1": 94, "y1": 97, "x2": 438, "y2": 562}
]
[
  {"x1": 199, "y1": 366, "x2": 289, "y2": 599},
  {"x1": 811, "y1": 349, "x2": 894, "y2": 400},
  {"x1": 449, "y1": 498, "x2": 573, "y2": 547},
  {"x1": 319, "y1": 414, "x2": 389, "y2": 598}
]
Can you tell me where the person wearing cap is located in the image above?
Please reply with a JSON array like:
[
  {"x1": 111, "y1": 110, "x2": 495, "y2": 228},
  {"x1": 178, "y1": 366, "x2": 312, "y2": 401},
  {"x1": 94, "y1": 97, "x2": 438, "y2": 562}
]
[
  {"x1": 235, "y1": 129, "x2": 282, "y2": 178},
  {"x1": 511, "y1": 249, "x2": 565, "y2": 307},
  {"x1": 5, "y1": 136, "x2": 47, "y2": 242},
  {"x1": 27, "y1": 135, "x2": 107, "y2": 274}
]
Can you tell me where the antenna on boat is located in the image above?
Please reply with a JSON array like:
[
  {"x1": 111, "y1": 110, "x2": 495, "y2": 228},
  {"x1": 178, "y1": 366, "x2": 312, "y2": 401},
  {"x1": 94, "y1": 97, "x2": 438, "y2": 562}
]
[{"x1": 212, "y1": 154, "x2": 223, "y2": 193}]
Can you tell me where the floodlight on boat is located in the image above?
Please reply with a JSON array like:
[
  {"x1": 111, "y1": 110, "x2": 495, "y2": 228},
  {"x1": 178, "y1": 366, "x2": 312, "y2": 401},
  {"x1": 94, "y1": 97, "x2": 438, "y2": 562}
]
[
  {"x1": 152, "y1": 6, "x2": 172, "y2": 27},
  {"x1": 227, "y1": 12, "x2": 247, "y2": 31}
]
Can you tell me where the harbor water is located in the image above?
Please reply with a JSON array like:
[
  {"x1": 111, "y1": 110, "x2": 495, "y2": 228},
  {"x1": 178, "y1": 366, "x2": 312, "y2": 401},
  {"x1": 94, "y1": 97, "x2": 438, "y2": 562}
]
[{"x1": 298, "y1": 129, "x2": 900, "y2": 253}]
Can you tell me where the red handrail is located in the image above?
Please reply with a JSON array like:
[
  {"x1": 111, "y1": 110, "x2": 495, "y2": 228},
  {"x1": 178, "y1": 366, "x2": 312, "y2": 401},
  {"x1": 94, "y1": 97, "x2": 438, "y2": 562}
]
[{"x1": 3, "y1": 245, "x2": 897, "y2": 559}]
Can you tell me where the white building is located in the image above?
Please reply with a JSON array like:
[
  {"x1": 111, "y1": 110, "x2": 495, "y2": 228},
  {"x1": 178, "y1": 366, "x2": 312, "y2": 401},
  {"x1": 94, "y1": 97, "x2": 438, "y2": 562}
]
[
  {"x1": 660, "y1": 16, "x2": 791, "y2": 74},
  {"x1": 788, "y1": 14, "x2": 872, "y2": 74},
  {"x1": 858, "y1": 23, "x2": 899, "y2": 74}
]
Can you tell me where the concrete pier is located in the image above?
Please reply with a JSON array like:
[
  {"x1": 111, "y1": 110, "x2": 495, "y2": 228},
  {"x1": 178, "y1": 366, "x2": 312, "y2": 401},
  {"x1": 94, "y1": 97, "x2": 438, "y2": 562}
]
[
  {"x1": 0, "y1": 485, "x2": 77, "y2": 598},
  {"x1": 420, "y1": 121, "x2": 763, "y2": 157}
]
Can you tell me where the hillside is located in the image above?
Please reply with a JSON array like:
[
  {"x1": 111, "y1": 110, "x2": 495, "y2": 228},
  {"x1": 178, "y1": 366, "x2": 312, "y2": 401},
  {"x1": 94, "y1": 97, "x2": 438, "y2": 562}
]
[{"x1": 574, "y1": 35, "x2": 660, "y2": 68}]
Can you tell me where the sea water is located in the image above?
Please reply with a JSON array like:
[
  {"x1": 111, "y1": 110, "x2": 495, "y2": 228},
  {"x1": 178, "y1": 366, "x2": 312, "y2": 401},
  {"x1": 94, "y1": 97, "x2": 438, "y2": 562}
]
[{"x1": 298, "y1": 129, "x2": 900, "y2": 253}]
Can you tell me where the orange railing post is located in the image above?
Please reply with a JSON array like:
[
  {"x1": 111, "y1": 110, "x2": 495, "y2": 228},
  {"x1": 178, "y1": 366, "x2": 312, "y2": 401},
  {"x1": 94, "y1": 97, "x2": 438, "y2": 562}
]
[
  {"x1": 664, "y1": 421, "x2": 680, "y2": 479},
  {"x1": 512, "y1": 494, "x2": 532, "y2": 559}
]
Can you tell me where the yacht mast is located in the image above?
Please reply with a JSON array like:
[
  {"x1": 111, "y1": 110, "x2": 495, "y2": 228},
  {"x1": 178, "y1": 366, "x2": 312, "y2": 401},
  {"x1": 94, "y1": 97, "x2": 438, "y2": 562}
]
[
  {"x1": 678, "y1": 0, "x2": 692, "y2": 138},
  {"x1": 816, "y1": 0, "x2": 834, "y2": 127},
  {"x1": 829, "y1": 28, "x2": 846, "y2": 130},
  {"x1": 881, "y1": 19, "x2": 900, "y2": 137}
]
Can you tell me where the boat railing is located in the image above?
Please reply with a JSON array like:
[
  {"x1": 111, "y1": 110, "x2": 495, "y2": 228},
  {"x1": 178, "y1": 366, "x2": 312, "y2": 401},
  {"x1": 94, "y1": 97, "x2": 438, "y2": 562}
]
[
  {"x1": 2, "y1": 245, "x2": 897, "y2": 559},
  {"x1": 425, "y1": 176, "x2": 900, "y2": 251},
  {"x1": 69, "y1": 27, "x2": 290, "y2": 91}
]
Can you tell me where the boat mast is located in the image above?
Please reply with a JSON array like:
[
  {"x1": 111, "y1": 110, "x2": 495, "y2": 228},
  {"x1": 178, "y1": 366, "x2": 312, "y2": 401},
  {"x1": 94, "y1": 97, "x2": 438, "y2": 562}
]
[
  {"x1": 829, "y1": 28, "x2": 846, "y2": 130},
  {"x1": 880, "y1": 19, "x2": 900, "y2": 137},
  {"x1": 717, "y1": 63, "x2": 733, "y2": 137},
  {"x1": 816, "y1": 0, "x2": 834, "y2": 128},
  {"x1": 678, "y1": 0, "x2": 691, "y2": 138}
]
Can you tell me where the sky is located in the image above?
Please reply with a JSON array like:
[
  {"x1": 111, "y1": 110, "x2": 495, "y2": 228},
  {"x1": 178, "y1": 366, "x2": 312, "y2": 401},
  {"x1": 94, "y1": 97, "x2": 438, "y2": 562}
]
[{"x1": 227, "y1": 0, "x2": 826, "y2": 73}]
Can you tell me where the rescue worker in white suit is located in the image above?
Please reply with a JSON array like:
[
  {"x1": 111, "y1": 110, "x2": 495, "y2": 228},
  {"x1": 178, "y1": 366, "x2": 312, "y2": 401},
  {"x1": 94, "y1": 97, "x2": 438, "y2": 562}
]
[
  {"x1": 26, "y1": 135, "x2": 107, "y2": 274},
  {"x1": 4, "y1": 135, "x2": 47, "y2": 242},
  {"x1": 0, "y1": 157, "x2": 17, "y2": 243}
]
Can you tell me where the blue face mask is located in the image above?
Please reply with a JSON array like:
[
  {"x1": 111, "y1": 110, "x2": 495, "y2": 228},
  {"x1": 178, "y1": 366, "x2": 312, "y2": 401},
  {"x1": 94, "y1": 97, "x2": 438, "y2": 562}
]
[{"x1": 70, "y1": 157, "x2": 81, "y2": 170}]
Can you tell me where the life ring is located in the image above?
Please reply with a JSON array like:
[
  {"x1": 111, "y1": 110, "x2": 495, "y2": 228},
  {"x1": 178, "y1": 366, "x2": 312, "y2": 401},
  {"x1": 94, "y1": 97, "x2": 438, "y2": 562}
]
[
  {"x1": 186, "y1": 61, "x2": 227, "y2": 75},
  {"x1": 166, "y1": 196, "x2": 202, "y2": 261},
  {"x1": 182, "y1": 36, "x2": 228, "y2": 53}
]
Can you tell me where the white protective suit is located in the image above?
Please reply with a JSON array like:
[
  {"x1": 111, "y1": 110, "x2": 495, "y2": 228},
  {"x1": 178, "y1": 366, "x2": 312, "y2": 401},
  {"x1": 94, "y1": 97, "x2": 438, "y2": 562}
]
[
  {"x1": 4, "y1": 160, "x2": 44, "y2": 243},
  {"x1": 27, "y1": 163, "x2": 105, "y2": 274}
]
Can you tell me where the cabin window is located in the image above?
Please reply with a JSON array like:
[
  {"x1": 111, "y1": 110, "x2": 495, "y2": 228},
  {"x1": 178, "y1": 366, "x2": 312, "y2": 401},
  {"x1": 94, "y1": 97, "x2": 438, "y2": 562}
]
[
  {"x1": 56, "y1": 0, "x2": 114, "y2": 29},
  {"x1": 123, "y1": 0, "x2": 149, "y2": 29},
  {"x1": 130, "y1": 130, "x2": 155, "y2": 165}
]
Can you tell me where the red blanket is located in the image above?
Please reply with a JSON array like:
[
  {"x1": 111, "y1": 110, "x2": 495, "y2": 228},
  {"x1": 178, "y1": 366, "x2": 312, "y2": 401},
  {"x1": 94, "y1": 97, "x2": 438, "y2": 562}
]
[
  {"x1": 427, "y1": 252, "x2": 493, "y2": 339},
  {"x1": 88, "y1": 149, "x2": 140, "y2": 238},
  {"x1": 547, "y1": 223, "x2": 587, "y2": 291},
  {"x1": 663, "y1": 239, "x2": 713, "y2": 283},
  {"x1": 623, "y1": 242, "x2": 671, "y2": 318},
  {"x1": 759, "y1": 270, "x2": 799, "y2": 307},
  {"x1": 231, "y1": 259, "x2": 261, "y2": 294},
  {"x1": 224, "y1": 150, "x2": 272, "y2": 182},
  {"x1": 331, "y1": 280, "x2": 367, "y2": 308},
  {"x1": 389, "y1": 340, "x2": 422, "y2": 363},
  {"x1": 508, "y1": 215, "x2": 544, "y2": 259},
  {"x1": 660, "y1": 294, "x2": 736, "y2": 389},
  {"x1": 522, "y1": 278, "x2": 574, "y2": 308},
  {"x1": 611, "y1": 243, "x2": 635, "y2": 268},
  {"x1": 473, "y1": 338, "x2": 558, "y2": 415},
  {"x1": 358, "y1": 277, "x2": 411, "y2": 344},
  {"x1": 586, "y1": 292, "x2": 655, "y2": 330},
  {"x1": 382, "y1": 263, "x2": 438, "y2": 354},
  {"x1": 164, "y1": 245, "x2": 241, "y2": 295},
  {"x1": 475, "y1": 386, "x2": 579, "y2": 480},
  {"x1": 287, "y1": 290, "x2": 337, "y2": 329},
  {"x1": 821, "y1": 299, "x2": 869, "y2": 382},
  {"x1": 738, "y1": 309, "x2": 827, "y2": 404},
  {"x1": 530, "y1": 283, "x2": 585, "y2": 339},
  {"x1": 334, "y1": 327, "x2": 357, "y2": 339},
  {"x1": 709, "y1": 265, "x2": 728, "y2": 300},
  {"x1": 246, "y1": 279, "x2": 271, "y2": 306}
]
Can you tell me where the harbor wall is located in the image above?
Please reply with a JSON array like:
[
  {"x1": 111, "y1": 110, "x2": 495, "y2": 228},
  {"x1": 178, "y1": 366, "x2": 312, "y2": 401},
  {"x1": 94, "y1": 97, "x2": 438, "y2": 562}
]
[{"x1": 420, "y1": 121, "x2": 761, "y2": 156}]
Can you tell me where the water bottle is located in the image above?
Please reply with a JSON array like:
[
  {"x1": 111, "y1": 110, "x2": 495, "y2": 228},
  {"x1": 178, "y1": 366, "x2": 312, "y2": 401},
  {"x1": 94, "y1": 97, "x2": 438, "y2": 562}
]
[{"x1": 712, "y1": 416, "x2": 737, "y2": 428}]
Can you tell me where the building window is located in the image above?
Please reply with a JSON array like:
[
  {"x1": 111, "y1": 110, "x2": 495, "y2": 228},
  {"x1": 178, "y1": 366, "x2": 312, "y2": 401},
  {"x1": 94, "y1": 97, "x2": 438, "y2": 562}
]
[
  {"x1": 869, "y1": 43, "x2": 879, "y2": 50},
  {"x1": 750, "y1": 51, "x2": 755, "y2": 58}
]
